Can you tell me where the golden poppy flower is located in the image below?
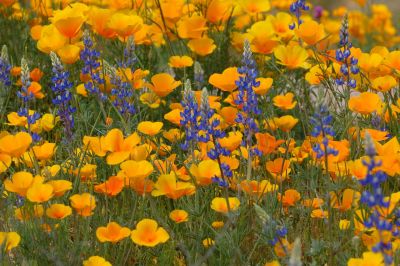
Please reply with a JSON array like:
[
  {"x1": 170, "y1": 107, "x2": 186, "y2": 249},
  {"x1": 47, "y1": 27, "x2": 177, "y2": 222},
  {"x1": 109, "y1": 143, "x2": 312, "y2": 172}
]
[
  {"x1": 273, "y1": 93, "x2": 297, "y2": 110},
  {"x1": 0, "y1": 232, "x2": 20, "y2": 252},
  {"x1": 278, "y1": 189, "x2": 301, "y2": 207},
  {"x1": 140, "y1": 92, "x2": 162, "y2": 109},
  {"x1": 169, "y1": 209, "x2": 189, "y2": 223},
  {"x1": 206, "y1": 0, "x2": 233, "y2": 24},
  {"x1": 254, "y1": 77, "x2": 273, "y2": 95},
  {"x1": 57, "y1": 44, "x2": 81, "y2": 64},
  {"x1": 87, "y1": 7, "x2": 116, "y2": 39},
  {"x1": 296, "y1": 20, "x2": 326, "y2": 46},
  {"x1": 187, "y1": 37, "x2": 216, "y2": 56},
  {"x1": 151, "y1": 173, "x2": 195, "y2": 199},
  {"x1": 311, "y1": 209, "x2": 328, "y2": 219},
  {"x1": 106, "y1": 12, "x2": 143, "y2": 39},
  {"x1": 120, "y1": 160, "x2": 154, "y2": 180},
  {"x1": 239, "y1": 0, "x2": 270, "y2": 14},
  {"x1": 330, "y1": 188, "x2": 358, "y2": 212},
  {"x1": 96, "y1": 222, "x2": 131, "y2": 243},
  {"x1": 46, "y1": 203, "x2": 72, "y2": 219},
  {"x1": 102, "y1": 129, "x2": 141, "y2": 165},
  {"x1": 146, "y1": 73, "x2": 182, "y2": 97},
  {"x1": 240, "y1": 180, "x2": 278, "y2": 196},
  {"x1": 255, "y1": 132, "x2": 284, "y2": 155},
  {"x1": 168, "y1": 55, "x2": 194, "y2": 68},
  {"x1": 52, "y1": 5, "x2": 86, "y2": 38},
  {"x1": 202, "y1": 238, "x2": 215, "y2": 247},
  {"x1": 247, "y1": 20, "x2": 278, "y2": 54},
  {"x1": 163, "y1": 129, "x2": 182, "y2": 143},
  {"x1": 273, "y1": 45, "x2": 309, "y2": 69},
  {"x1": 273, "y1": 115, "x2": 298, "y2": 132},
  {"x1": 131, "y1": 219, "x2": 169, "y2": 247},
  {"x1": 4, "y1": 172, "x2": 43, "y2": 197},
  {"x1": 47, "y1": 180, "x2": 72, "y2": 197},
  {"x1": 41, "y1": 113, "x2": 58, "y2": 131},
  {"x1": 94, "y1": 175, "x2": 125, "y2": 197},
  {"x1": 219, "y1": 131, "x2": 243, "y2": 151},
  {"x1": 137, "y1": 121, "x2": 163, "y2": 136},
  {"x1": 371, "y1": 75, "x2": 397, "y2": 92},
  {"x1": 339, "y1": 219, "x2": 351, "y2": 230},
  {"x1": 211, "y1": 221, "x2": 224, "y2": 229},
  {"x1": 69, "y1": 193, "x2": 96, "y2": 217},
  {"x1": 348, "y1": 92, "x2": 382, "y2": 115},
  {"x1": 211, "y1": 197, "x2": 240, "y2": 213},
  {"x1": 27, "y1": 183, "x2": 54, "y2": 203},
  {"x1": 83, "y1": 256, "x2": 112, "y2": 266},
  {"x1": 177, "y1": 15, "x2": 208, "y2": 39},
  {"x1": 37, "y1": 24, "x2": 68, "y2": 54},
  {"x1": 32, "y1": 142, "x2": 56, "y2": 161},
  {"x1": 209, "y1": 67, "x2": 240, "y2": 92},
  {"x1": 164, "y1": 109, "x2": 182, "y2": 126},
  {"x1": 189, "y1": 159, "x2": 221, "y2": 186}
]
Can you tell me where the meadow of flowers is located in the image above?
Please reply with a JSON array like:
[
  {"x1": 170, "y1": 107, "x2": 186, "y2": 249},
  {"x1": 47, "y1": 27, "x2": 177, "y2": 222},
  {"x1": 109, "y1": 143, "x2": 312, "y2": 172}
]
[{"x1": 0, "y1": 0, "x2": 400, "y2": 265}]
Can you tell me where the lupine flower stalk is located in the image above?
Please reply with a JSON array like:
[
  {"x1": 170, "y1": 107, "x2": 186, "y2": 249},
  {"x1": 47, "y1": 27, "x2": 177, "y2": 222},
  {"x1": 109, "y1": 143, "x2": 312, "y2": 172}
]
[
  {"x1": 80, "y1": 30, "x2": 106, "y2": 101},
  {"x1": 180, "y1": 80, "x2": 201, "y2": 153},
  {"x1": 235, "y1": 40, "x2": 261, "y2": 179},
  {"x1": 50, "y1": 52, "x2": 76, "y2": 142},
  {"x1": 359, "y1": 133, "x2": 393, "y2": 265},
  {"x1": 289, "y1": 0, "x2": 310, "y2": 30},
  {"x1": 199, "y1": 88, "x2": 232, "y2": 187},
  {"x1": 0, "y1": 45, "x2": 11, "y2": 87},
  {"x1": 120, "y1": 36, "x2": 137, "y2": 71},
  {"x1": 335, "y1": 14, "x2": 359, "y2": 88},
  {"x1": 17, "y1": 57, "x2": 41, "y2": 142}
]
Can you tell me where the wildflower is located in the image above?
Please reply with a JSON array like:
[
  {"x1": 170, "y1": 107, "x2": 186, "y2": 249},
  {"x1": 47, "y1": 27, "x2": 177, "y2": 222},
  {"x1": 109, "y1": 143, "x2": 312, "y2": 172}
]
[
  {"x1": 296, "y1": 20, "x2": 326, "y2": 46},
  {"x1": 211, "y1": 197, "x2": 240, "y2": 213},
  {"x1": 273, "y1": 45, "x2": 309, "y2": 69},
  {"x1": 177, "y1": 14, "x2": 208, "y2": 39},
  {"x1": 83, "y1": 256, "x2": 112, "y2": 266},
  {"x1": 151, "y1": 173, "x2": 195, "y2": 199},
  {"x1": 358, "y1": 133, "x2": 394, "y2": 264},
  {"x1": 310, "y1": 105, "x2": 338, "y2": 160},
  {"x1": 46, "y1": 204, "x2": 72, "y2": 219},
  {"x1": 0, "y1": 131, "x2": 32, "y2": 158},
  {"x1": 146, "y1": 73, "x2": 181, "y2": 97},
  {"x1": 190, "y1": 159, "x2": 221, "y2": 186},
  {"x1": 137, "y1": 121, "x2": 163, "y2": 136},
  {"x1": 347, "y1": 251, "x2": 384, "y2": 266},
  {"x1": 0, "y1": 45, "x2": 11, "y2": 87},
  {"x1": 120, "y1": 160, "x2": 154, "y2": 180},
  {"x1": 102, "y1": 129, "x2": 141, "y2": 165},
  {"x1": 4, "y1": 172, "x2": 43, "y2": 197},
  {"x1": 18, "y1": 58, "x2": 41, "y2": 141},
  {"x1": 169, "y1": 55, "x2": 193, "y2": 68},
  {"x1": 266, "y1": 158, "x2": 291, "y2": 182},
  {"x1": 274, "y1": 115, "x2": 299, "y2": 132},
  {"x1": 209, "y1": 67, "x2": 241, "y2": 92},
  {"x1": 94, "y1": 176, "x2": 125, "y2": 197},
  {"x1": 339, "y1": 219, "x2": 351, "y2": 230},
  {"x1": 202, "y1": 238, "x2": 215, "y2": 247},
  {"x1": 96, "y1": 222, "x2": 131, "y2": 243},
  {"x1": 0, "y1": 232, "x2": 21, "y2": 252},
  {"x1": 169, "y1": 210, "x2": 189, "y2": 223},
  {"x1": 278, "y1": 189, "x2": 301, "y2": 207},
  {"x1": 348, "y1": 92, "x2": 382, "y2": 115},
  {"x1": 187, "y1": 37, "x2": 216, "y2": 56},
  {"x1": 335, "y1": 15, "x2": 359, "y2": 88},
  {"x1": 52, "y1": 4, "x2": 86, "y2": 38},
  {"x1": 26, "y1": 183, "x2": 54, "y2": 203},
  {"x1": 80, "y1": 30, "x2": 106, "y2": 100},
  {"x1": 289, "y1": 0, "x2": 310, "y2": 29},
  {"x1": 180, "y1": 80, "x2": 201, "y2": 151},
  {"x1": 273, "y1": 93, "x2": 297, "y2": 110},
  {"x1": 69, "y1": 193, "x2": 96, "y2": 217},
  {"x1": 47, "y1": 180, "x2": 72, "y2": 197},
  {"x1": 120, "y1": 36, "x2": 137, "y2": 71},
  {"x1": 106, "y1": 12, "x2": 143, "y2": 39},
  {"x1": 130, "y1": 219, "x2": 169, "y2": 247},
  {"x1": 57, "y1": 44, "x2": 81, "y2": 64}
]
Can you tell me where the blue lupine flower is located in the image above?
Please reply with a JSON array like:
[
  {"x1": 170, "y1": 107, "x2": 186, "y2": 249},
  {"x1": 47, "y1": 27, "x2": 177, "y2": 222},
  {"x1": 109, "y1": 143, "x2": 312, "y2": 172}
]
[
  {"x1": 0, "y1": 45, "x2": 11, "y2": 87},
  {"x1": 235, "y1": 40, "x2": 260, "y2": 154},
  {"x1": 289, "y1": 0, "x2": 310, "y2": 29},
  {"x1": 180, "y1": 80, "x2": 201, "y2": 151},
  {"x1": 359, "y1": 132, "x2": 393, "y2": 265},
  {"x1": 310, "y1": 105, "x2": 338, "y2": 159},
  {"x1": 17, "y1": 58, "x2": 41, "y2": 142},
  {"x1": 106, "y1": 63, "x2": 135, "y2": 117},
  {"x1": 335, "y1": 15, "x2": 358, "y2": 88},
  {"x1": 119, "y1": 36, "x2": 137, "y2": 71},
  {"x1": 50, "y1": 52, "x2": 76, "y2": 142},
  {"x1": 200, "y1": 88, "x2": 232, "y2": 187},
  {"x1": 80, "y1": 30, "x2": 106, "y2": 101}
]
